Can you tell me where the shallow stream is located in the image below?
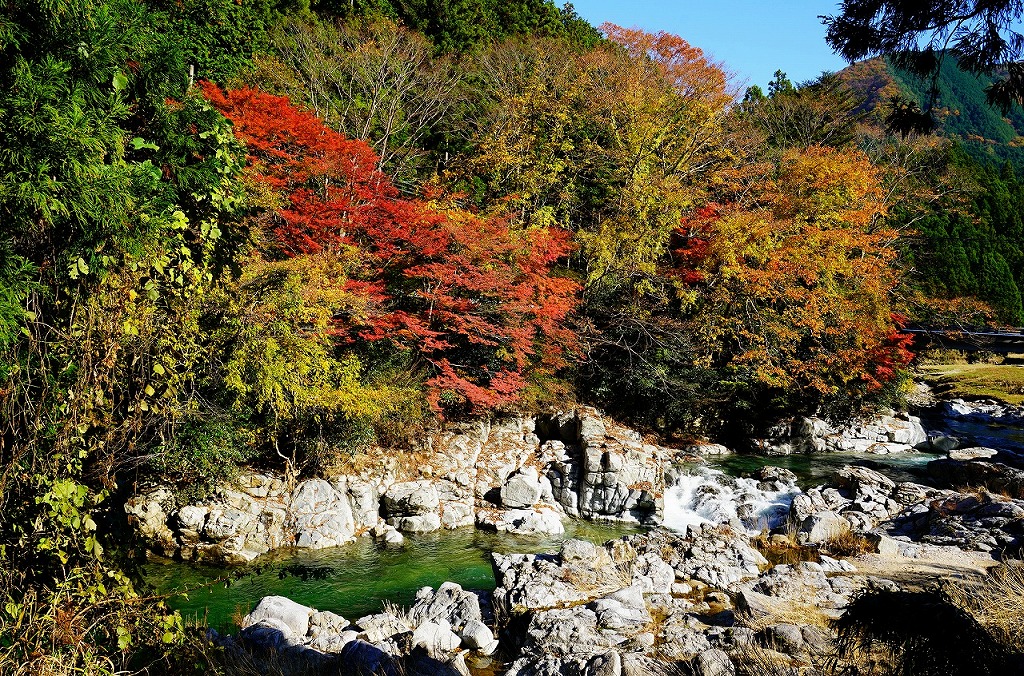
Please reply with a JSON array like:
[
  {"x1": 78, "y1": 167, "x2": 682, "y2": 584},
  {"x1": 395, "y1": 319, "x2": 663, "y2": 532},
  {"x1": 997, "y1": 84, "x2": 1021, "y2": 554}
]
[
  {"x1": 145, "y1": 450, "x2": 941, "y2": 631},
  {"x1": 146, "y1": 520, "x2": 644, "y2": 631}
]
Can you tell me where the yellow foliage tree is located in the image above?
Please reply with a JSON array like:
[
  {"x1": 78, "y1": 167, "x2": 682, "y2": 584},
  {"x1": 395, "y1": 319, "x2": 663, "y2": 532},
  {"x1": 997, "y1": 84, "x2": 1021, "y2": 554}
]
[{"x1": 460, "y1": 26, "x2": 734, "y2": 291}]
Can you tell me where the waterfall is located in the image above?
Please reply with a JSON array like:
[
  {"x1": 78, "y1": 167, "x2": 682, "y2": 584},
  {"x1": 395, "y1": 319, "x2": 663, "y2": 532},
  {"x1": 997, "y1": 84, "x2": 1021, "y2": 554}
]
[{"x1": 662, "y1": 466, "x2": 800, "y2": 534}]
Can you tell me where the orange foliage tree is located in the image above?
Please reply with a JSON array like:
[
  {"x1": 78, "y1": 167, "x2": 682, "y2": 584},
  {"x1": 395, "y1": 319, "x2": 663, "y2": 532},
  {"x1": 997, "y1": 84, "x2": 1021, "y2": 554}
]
[
  {"x1": 202, "y1": 83, "x2": 579, "y2": 412},
  {"x1": 674, "y1": 145, "x2": 912, "y2": 402}
]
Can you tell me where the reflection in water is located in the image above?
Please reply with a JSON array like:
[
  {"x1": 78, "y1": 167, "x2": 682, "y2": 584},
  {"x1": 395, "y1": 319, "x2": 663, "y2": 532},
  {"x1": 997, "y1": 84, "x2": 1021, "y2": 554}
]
[
  {"x1": 710, "y1": 450, "x2": 938, "y2": 488},
  {"x1": 145, "y1": 520, "x2": 643, "y2": 631}
]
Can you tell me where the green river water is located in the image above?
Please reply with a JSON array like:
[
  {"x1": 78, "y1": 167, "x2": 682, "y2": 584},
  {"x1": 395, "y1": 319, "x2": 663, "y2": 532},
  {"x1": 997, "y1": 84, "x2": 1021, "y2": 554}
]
[
  {"x1": 145, "y1": 451, "x2": 938, "y2": 631},
  {"x1": 146, "y1": 520, "x2": 644, "y2": 631}
]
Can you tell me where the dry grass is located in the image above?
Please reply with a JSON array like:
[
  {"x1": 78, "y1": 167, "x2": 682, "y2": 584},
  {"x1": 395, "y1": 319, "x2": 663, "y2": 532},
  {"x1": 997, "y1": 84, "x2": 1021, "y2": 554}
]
[
  {"x1": 380, "y1": 599, "x2": 416, "y2": 629},
  {"x1": 560, "y1": 556, "x2": 635, "y2": 599},
  {"x1": 917, "y1": 361, "x2": 1024, "y2": 405},
  {"x1": 945, "y1": 561, "x2": 1024, "y2": 652},
  {"x1": 732, "y1": 642, "x2": 803, "y2": 676},
  {"x1": 742, "y1": 597, "x2": 835, "y2": 633},
  {"x1": 326, "y1": 432, "x2": 436, "y2": 480},
  {"x1": 820, "y1": 527, "x2": 874, "y2": 559},
  {"x1": 230, "y1": 603, "x2": 251, "y2": 632},
  {"x1": 831, "y1": 587, "x2": 1013, "y2": 675},
  {"x1": 752, "y1": 529, "x2": 821, "y2": 567}
]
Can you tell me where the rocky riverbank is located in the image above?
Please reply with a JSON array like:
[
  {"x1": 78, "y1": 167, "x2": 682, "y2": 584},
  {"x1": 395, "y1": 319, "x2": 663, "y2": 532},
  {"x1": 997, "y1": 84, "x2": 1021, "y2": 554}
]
[
  {"x1": 210, "y1": 445, "x2": 1024, "y2": 675},
  {"x1": 126, "y1": 407, "x2": 936, "y2": 566},
  {"x1": 133, "y1": 397, "x2": 1024, "y2": 673},
  {"x1": 127, "y1": 409, "x2": 671, "y2": 564}
]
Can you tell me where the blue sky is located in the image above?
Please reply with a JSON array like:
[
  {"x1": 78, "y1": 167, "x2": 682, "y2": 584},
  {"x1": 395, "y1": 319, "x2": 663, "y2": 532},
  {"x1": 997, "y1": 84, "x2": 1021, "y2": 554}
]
[{"x1": 569, "y1": 1, "x2": 849, "y2": 92}]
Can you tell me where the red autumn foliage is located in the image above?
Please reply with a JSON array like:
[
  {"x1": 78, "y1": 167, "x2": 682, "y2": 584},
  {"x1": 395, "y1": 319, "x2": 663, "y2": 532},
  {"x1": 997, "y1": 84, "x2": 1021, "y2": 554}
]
[
  {"x1": 202, "y1": 83, "x2": 579, "y2": 411},
  {"x1": 201, "y1": 82, "x2": 389, "y2": 255},
  {"x1": 671, "y1": 203, "x2": 720, "y2": 284},
  {"x1": 863, "y1": 315, "x2": 916, "y2": 391}
]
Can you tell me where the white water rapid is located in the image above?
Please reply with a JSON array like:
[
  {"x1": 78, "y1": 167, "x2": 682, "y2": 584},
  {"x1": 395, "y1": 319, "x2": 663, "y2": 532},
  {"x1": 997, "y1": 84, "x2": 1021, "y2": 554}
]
[{"x1": 662, "y1": 466, "x2": 801, "y2": 534}]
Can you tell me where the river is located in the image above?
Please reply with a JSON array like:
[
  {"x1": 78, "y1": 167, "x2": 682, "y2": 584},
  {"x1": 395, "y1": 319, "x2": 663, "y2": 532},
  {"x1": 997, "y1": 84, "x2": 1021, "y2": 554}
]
[{"x1": 145, "y1": 449, "x2": 939, "y2": 631}]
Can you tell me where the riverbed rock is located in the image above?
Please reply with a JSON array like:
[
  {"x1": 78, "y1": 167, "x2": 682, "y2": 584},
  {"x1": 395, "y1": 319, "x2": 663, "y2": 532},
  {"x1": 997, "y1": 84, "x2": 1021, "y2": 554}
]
[
  {"x1": 476, "y1": 505, "x2": 564, "y2": 534},
  {"x1": 505, "y1": 650, "x2": 623, "y2": 676},
  {"x1": 460, "y1": 619, "x2": 497, "y2": 654},
  {"x1": 389, "y1": 513, "x2": 442, "y2": 533},
  {"x1": 799, "y1": 511, "x2": 850, "y2": 544},
  {"x1": 736, "y1": 561, "x2": 897, "y2": 612},
  {"x1": 928, "y1": 458, "x2": 1024, "y2": 498},
  {"x1": 758, "y1": 412, "x2": 927, "y2": 455},
  {"x1": 356, "y1": 612, "x2": 410, "y2": 644},
  {"x1": 383, "y1": 481, "x2": 440, "y2": 517},
  {"x1": 340, "y1": 478, "x2": 381, "y2": 532},
  {"x1": 693, "y1": 648, "x2": 736, "y2": 676},
  {"x1": 886, "y1": 489, "x2": 1024, "y2": 551},
  {"x1": 948, "y1": 447, "x2": 1000, "y2": 461},
  {"x1": 411, "y1": 620, "x2": 461, "y2": 658},
  {"x1": 243, "y1": 596, "x2": 314, "y2": 637},
  {"x1": 942, "y1": 398, "x2": 1024, "y2": 425},
  {"x1": 663, "y1": 524, "x2": 769, "y2": 587},
  {"x1": 290, "y1": 479, "x2": 356, "y2": 549},
  {"x1": 560, "y1": 537, "x2": 597, "y2": 563},
  {"x1": 339, "y1": 640, "x2": 399, "y2": 676},
  {"x1": 589, "y1": 586, "x2": 651, "y2": 631},
  {"x1": 501, "y1": 466, "x2": 543, "y2": 508},
  {"x1": 410, "y1": 582, "x2": 482, "y2": 631},
  {"x1": 541, "y1": 409, "x2": 666, "y2": 524},
  {"x1": 124, "y1": 487, "x2": 177, "y2": 557}
]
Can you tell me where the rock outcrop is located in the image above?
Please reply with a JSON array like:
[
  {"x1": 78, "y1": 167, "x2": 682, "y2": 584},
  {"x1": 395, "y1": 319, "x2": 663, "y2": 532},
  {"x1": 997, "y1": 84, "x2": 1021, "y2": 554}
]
[
  {"x1": 756, "y1": 412, "x2": 928, "y2": 455},
  {"x1": 128, "y1": 408, "x2": 675, "y2": 564},
  {"x1": 225, "y1": 582, "x2": 490, "y2": 675}
]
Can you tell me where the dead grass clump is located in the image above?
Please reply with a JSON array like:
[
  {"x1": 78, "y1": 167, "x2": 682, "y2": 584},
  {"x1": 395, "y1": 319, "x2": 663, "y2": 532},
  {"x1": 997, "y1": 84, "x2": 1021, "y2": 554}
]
[
  {"x1": 752, "y1": 530, "x2": 820, "y2": 567},
  {"x1": 831, "y1": 588, "x2": 1011, "y2": 676},
  {"x1": 742, "y1": 598, "x2": 834, "y2": 633},
  {"x1": 380, "y1": 599, "x2": 416, "y2": 629},
  {"x1": 731, "y1": 642, "x2": 803, "y2": 676},
  {"x1": 945, "y1": 561, "x2": 1024, "y2": 652},
  {"x1": 230, "y1": 603, "x2": 252, "y2": 632},
  {"x1": 820, "y1": 527, "x2": 873, "y2": 558},
  {"x1": 561, "y1": 557, "x2": 634, "y2": 598}
]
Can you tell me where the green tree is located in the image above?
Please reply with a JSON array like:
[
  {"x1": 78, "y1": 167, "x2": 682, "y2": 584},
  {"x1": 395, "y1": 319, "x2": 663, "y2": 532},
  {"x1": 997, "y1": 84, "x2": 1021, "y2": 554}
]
[
  {"x1": 741, "y1": 71, "x2": 862, "y2": 149},
  {"x1": 0, "y1": 0, "x2": 249, "y2": 670},
  {"x1": 145, "y1": 0, "x2": 276, "y2": 82}
]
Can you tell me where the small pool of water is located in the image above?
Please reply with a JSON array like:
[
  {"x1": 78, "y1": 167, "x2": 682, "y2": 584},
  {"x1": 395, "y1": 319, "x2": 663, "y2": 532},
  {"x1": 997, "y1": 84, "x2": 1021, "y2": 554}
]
[
  {"x1": 144, "y1": 520, "x2": 644, "y2": 631},
  {"x1": 708, "y1": 450, "x2": 940, "y2": 488}
]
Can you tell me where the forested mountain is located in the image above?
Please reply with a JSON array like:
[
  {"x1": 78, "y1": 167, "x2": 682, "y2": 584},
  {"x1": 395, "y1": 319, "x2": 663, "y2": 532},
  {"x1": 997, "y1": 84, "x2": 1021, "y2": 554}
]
[
  {"x1": 831, "y1": 57, "x2": 1024, "y2": 325},
  {"x1": 841, "y1": 55, "x2": 1024, "y2": 168}
]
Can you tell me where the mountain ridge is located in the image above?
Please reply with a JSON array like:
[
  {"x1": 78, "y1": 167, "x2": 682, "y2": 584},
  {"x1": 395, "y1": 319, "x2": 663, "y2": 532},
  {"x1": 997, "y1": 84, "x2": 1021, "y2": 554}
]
[{"x1": 840, "y1": 55, "x2": 1024, "y2": 167}]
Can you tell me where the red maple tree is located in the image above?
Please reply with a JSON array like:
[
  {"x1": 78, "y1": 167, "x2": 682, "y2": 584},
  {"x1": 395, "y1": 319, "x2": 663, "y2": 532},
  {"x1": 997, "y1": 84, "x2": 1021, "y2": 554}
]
[{"x1": 202, "y1": 83, "x2": 579, "y2": 411}]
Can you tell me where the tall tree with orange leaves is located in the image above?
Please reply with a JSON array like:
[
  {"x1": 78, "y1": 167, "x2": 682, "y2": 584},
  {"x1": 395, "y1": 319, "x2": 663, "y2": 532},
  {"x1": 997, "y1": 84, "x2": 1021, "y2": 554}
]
[{"x1": 675, "y1": 145, "x2": 911, "y2": 414}]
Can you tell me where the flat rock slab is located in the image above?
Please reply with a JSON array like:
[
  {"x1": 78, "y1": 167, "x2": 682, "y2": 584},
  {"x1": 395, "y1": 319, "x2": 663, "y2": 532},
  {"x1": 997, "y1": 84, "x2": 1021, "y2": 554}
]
[{"x1": 850, "y1": 547, "x2": 998, "y2": 590}]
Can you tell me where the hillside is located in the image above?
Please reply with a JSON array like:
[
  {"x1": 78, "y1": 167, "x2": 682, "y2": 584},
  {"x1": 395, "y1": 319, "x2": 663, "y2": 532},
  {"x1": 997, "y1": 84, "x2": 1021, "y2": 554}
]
[{"x1": 841, "y1": 55, "x2": 1024, "y2": 167}]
